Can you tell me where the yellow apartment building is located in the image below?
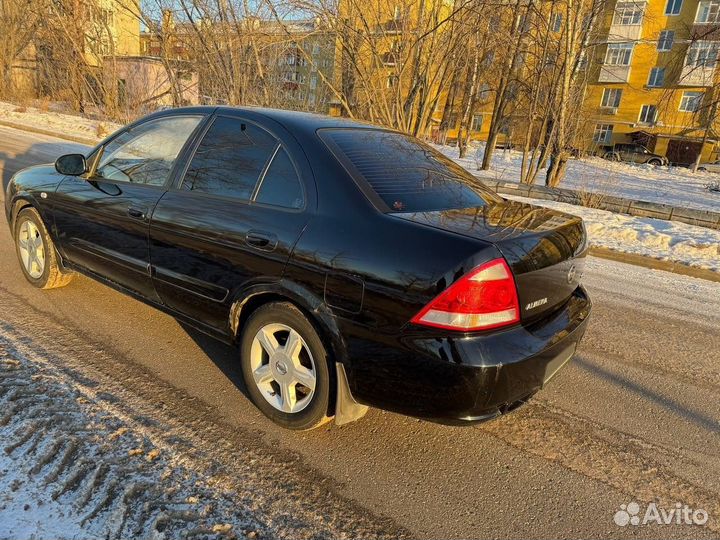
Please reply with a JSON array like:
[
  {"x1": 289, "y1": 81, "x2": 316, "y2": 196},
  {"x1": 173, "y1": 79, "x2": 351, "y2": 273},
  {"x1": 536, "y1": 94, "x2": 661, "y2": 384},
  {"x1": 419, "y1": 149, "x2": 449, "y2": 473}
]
[
  {"x1": 336, "y1": 0, "x2": 720, "y2": 164},
  {"x1": 585, "y1": 0, "x2": 720, "y2": 163}
]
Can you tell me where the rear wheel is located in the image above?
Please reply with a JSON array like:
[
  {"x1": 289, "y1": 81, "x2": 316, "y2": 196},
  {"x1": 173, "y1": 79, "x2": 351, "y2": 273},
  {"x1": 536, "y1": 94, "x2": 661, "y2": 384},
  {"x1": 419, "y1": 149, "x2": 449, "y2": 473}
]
[
  {"x1": 698, "y1": 167, "x2": 708, "y2": 172},
  {"x1": 240, "y1": 302, "x2": 332, "y2": 430},
  {"x1": 14, "y1": 207, "x2": 74, "y2": 289},
  {"x1": 603, "y1": 152, "x2": 620, "y2": 162},
  {"x1": 647, "y1": 158, "x2": 662, "y2": 166}
]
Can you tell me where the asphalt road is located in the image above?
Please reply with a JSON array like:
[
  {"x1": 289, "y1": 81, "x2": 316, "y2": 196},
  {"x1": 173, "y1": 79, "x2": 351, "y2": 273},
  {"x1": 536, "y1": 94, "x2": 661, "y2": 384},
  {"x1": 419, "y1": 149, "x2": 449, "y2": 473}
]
[{"x1": 1, "y1": 125, "x2": 719, "y2": 539}]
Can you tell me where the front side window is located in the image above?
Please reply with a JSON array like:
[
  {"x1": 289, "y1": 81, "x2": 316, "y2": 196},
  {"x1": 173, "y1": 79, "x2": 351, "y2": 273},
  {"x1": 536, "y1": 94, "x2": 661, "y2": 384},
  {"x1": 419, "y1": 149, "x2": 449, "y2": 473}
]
[
  {"x1": 680, "y1": 91, "x2": 704, "y2": 112},
  {"x1": 613, "y1": 1, "x2": 645, "y2": 25},
  {"x1": 94, "y1": 116, "x2": 203, "y2": 185},
  {"x1": 601, "y1": 88, "x2": 622, "y2": 108},
  {"x1": 605, "y1": 43, "x2": 634, "y2": 65},
  {"x1": 697, "y1": 0, "x2": 720, "y2": 22},
  {"x1": 665, "y1": 0, "x2": 682, "y2": 14},
  {"x1": 182, "y1": 117, "x2": 277, "y2": 200},
  {"x1": 321, "y1": 129, "x2": 500, "y2": 213},
  {"x1": 639, "y1": 104, "x2": 658, "y2": 124},
  {"x1": 657, "y1": 30, "x2": 675, "y2": 50},
  {"x1": 686, "y1": 41, "x2": 720, "y2": 67},
  {"x1": 593, "y1": 124, "x2": 613, "y2": 143},
  {"x1": 648, "y1": 67, "x2": 666, "y2": 86}
]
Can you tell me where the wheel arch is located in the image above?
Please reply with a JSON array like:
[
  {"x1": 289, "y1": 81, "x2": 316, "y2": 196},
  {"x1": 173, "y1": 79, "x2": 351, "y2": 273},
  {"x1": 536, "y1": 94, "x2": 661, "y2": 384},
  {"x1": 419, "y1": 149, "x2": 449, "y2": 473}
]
[
  {"x1": 9, "y1": 194, "x2": 36, "y2": 229},
  {"x1": 228, "y1": 279, "x2": 368, "y2": 424},
  {"x1": 10, "y1": 194, "x2": 70, "y2": 273}
]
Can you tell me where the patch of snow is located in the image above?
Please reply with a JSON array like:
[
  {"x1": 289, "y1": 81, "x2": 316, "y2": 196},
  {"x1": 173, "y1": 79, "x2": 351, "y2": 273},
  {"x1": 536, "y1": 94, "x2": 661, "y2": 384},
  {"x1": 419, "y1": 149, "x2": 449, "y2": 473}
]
[
  {"x1": 0, "y1": 101, "x2": 121, "y2": 142},
  {"x1": 507, "y1": 195, "x2": 720, "y2": 272},
  {"x1": 436, "y1": 143, "x2": 720, "y2": 213}
]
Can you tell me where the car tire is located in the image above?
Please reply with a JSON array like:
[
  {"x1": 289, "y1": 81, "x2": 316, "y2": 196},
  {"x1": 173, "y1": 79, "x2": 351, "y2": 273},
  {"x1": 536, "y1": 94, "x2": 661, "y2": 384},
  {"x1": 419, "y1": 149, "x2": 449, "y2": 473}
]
[
  {"x1": 240, "y1": 302, "x2": 333, "y2": 430},
  {"x1": 14, "y1": 207, "x2": 74, "y2": 289},
  {"x1": 647, "y1": 158, "x2": 662, "y2": 166},
  {"x1": 698, "y1": 167, "x2": 707, "y2": 172},
  {"x1": 603, "y1": 152, "x2": 620, "y2": 162}
]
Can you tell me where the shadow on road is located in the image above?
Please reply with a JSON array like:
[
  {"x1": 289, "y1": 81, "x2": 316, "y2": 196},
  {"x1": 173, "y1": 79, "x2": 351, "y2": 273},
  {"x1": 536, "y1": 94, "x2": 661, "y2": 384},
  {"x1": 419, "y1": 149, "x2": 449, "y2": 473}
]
[
  {"x1": 1, "y1": 141, "x2": 88, "y2": 194},
  {"x1": 575, "y1": 356, "x2": 719, "y2": 434},
  {"x1": 180, "y1": 322, "x2": 251, "y2": 400}
]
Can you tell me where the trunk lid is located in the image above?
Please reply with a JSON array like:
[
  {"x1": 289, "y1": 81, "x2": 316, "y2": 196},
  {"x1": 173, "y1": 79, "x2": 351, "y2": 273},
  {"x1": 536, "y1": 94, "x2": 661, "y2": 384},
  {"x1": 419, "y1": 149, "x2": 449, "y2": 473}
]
[{"x1": 392, "y1": 199, "x2": 587, "y2": 321}]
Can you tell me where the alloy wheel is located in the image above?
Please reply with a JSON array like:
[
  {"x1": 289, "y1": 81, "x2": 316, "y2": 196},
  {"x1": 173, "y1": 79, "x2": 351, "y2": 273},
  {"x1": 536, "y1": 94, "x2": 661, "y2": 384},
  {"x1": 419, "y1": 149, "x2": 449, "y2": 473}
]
[
  {"x1": 17, "y1": 220, "x2": 45, "y2": 279},
  {"x1": 249, "y1": 323, "x2": 317, "y2": 414}
]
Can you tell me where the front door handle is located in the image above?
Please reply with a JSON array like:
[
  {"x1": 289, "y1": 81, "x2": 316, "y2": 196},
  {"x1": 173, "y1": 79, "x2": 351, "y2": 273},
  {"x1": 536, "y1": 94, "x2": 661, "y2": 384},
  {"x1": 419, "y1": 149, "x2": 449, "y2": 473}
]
[
  {"x1": 127, "y1": 206, "x2": 147, "y2": 220},
  {"x1": 245, "y1": 230, "x2": 278, "y2": 251}
]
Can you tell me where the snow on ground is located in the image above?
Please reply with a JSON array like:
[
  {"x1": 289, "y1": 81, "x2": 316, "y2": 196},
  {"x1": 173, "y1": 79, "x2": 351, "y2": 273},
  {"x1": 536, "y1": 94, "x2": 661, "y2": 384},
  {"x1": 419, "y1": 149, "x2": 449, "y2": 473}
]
[
  {"x1": 0, "y1": 101, "x2": 121, "y2": 142},
  {"x1": 507, "y1": 194, "x2": 720, "y2": 272},
  {"x1": 436, "y1": 143, "x2": 720, "y2": 213},
  {"x1": 0, "y1": 327, "x2": 267, "y2": 539},
  {"x1": 0, "y1": 314, "x2": 401, "y2": 540}
]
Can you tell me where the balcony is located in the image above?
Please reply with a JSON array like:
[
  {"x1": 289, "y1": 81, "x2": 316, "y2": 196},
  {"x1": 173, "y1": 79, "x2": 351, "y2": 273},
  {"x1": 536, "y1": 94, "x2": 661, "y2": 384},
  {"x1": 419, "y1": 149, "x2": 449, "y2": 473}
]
[
  {"x1": 607, "y1": 24, "x2": 642, "y2": 42},
  {"x1": 678, "y1": 65, "x2": 715, "y2": 86},
  {"x1": 599, "y1": 64, "x2": 631, "y2": 83}
]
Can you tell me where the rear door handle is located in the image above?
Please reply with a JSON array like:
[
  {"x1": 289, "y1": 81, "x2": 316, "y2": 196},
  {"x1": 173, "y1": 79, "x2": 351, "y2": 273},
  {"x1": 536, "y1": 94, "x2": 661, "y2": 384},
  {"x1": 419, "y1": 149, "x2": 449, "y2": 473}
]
[
  {"x1": 127, "y1": 206, "x2": 147, "y2": 220},
  {"x1": 245, "y1": 230, "x2": 277, "y2": 251}
]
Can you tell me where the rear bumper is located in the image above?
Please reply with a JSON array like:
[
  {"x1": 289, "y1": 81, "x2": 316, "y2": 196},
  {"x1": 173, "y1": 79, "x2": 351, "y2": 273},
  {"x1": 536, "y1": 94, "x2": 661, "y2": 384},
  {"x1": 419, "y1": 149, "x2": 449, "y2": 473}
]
[{"x1": 344, "y1": 285, "x2": 591, "y2": 423}]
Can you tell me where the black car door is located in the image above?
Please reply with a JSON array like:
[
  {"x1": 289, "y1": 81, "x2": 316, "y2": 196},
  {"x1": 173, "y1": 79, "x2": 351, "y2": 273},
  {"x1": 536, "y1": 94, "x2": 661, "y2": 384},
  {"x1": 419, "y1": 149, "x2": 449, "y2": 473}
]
[
  {"x1": 149, "y1": 113, "x2": 314, "y2": 331},
  {"x1": 52, "y1": 114, "x2": 206, "y2": 300}
]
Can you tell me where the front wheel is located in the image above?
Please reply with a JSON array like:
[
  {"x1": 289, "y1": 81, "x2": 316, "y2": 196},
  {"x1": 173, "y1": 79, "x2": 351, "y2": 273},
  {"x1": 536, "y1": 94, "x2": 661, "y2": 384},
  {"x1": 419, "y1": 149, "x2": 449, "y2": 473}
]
[
  {"x1": 240, "y1": 302, "x2": 332, "y2": 430},
  {"x1": 14, "y1": 207, "x2": 74, "y2": 289},
  {"x1": 647, "y1": 158, "x2": 662, "y2": 166}
]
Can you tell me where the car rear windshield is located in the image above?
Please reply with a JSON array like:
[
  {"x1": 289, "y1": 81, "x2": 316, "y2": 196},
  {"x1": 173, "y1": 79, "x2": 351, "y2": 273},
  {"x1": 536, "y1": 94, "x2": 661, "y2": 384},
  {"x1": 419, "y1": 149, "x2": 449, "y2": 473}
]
[{"x1": 320, "y1": 128, "x2": 500, "y2": 213}]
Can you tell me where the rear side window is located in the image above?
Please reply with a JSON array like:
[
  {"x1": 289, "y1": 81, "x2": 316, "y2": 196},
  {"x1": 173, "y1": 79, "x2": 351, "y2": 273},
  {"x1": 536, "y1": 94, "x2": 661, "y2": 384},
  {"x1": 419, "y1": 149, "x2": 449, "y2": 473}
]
[
  {"x1": 182, "y1": 116, "x2": 277, "y2": 200},
  {"x1": 320, "y1": 129, "x2": 499, "y2": 212},
  {"x1": 255, "y1": 148, "x2": 304, "y2": 209}
]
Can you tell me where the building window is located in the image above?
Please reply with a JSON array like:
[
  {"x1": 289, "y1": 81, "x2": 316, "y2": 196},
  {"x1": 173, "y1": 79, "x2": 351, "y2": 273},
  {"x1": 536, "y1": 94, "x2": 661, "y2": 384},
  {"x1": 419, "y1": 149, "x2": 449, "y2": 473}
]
[
  {"x1": 657, "y1": 30, "x2": 674, "y2": 50},
  {"x1": 638, "y1": 104, "x2": 658, "y2": 124},
  {"x1": 680, "y1": 91, "x2": 704, "y2": 111},
  {"x1": 665, "y1": 0, "x2": 682, "y2": 15},
  {"x1": 551, "y1": 12, "x2": 563, "y2": 32},
  {"x1": 697, "y1": 0, "x2": 720, "y2": 22},
  {"x1": 471, "y1": 114, "x2": 484, "y2": 132},
  {"x1": 613, "y1": 1, "x2": 645, "y2": 25},
  {"x1": 648, "y1": 67, "x2": 665, "y2": 86},
  {"x1": 605, "y1": 43, "x2": 634, "y2": 65},
  {"x1": 685, "y1": 41, "x2": 720, "y2": 67},
  {"x1": 593, "y1": 124, "x2": 613, "y2": 143},
  {"x1": 601, "y1": 88, "x2": 623, "y2": 107}
]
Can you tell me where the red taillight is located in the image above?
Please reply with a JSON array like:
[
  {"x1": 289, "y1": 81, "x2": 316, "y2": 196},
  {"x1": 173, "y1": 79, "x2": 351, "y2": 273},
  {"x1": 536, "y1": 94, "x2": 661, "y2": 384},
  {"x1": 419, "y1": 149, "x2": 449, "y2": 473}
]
[{"x1": 411, "y1": 258, "x2": 520, "y2": 331}]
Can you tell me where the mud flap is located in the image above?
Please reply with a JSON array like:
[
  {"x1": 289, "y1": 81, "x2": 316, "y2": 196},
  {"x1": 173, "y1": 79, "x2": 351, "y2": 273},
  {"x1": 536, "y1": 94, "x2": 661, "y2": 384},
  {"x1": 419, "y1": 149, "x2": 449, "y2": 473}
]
[{"x1": 334, "y1": 362, "x2": 368, "y2": 426}]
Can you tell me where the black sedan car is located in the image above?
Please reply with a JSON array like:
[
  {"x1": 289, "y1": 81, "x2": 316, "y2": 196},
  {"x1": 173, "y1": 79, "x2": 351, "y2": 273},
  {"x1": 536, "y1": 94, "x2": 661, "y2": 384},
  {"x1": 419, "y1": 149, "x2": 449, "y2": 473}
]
[{"x1": 5, "y1": 107, "x2": 591, "y2": 430}]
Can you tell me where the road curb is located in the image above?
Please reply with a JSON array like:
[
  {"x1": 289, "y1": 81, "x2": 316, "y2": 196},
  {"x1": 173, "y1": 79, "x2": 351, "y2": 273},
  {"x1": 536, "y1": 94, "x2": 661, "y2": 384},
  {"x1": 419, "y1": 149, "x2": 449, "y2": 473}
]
[
  {"x1": 479, "y1": 176, "x2": 720, "y2": 230},
  {"x1": 588, "y1": 247, "x2": 720, "y2": 283},
  {"x1": 0, "y1": 119, "x2": 98, "y2": 146}
]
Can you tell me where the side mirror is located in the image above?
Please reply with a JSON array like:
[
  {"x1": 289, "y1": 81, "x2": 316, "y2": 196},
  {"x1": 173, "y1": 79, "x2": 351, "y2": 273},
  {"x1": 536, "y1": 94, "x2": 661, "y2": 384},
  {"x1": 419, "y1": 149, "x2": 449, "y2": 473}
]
[{"x1": 55, "y1": 154, "x2": 87, "y2": 176}]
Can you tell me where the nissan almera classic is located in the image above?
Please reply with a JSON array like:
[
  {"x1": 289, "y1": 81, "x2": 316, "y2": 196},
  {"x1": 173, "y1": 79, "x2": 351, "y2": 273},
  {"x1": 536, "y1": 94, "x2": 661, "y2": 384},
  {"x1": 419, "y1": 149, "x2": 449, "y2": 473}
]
[{"x1": 5, "y1": 107, "x2": 591, "y2": 430}]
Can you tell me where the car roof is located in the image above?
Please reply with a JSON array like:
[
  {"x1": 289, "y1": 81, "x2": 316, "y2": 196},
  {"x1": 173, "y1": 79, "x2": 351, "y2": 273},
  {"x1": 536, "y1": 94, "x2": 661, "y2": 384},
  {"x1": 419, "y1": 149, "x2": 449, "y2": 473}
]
[{"x1": 162, "y1": 105, "x2": 387, "y2": 138}]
